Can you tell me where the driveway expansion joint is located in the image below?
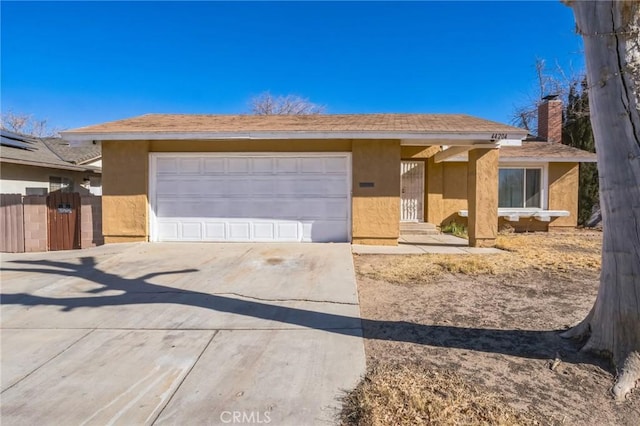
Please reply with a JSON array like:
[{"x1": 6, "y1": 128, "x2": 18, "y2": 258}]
[
  {"x1": 1, "y1": 328, "x2": 96, "y2": 394},
  {"x1": 149, "y1": 330, "x2": 218, "y2": 425}
]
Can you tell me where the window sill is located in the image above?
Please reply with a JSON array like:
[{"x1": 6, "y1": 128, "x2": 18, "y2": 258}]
[{"x1": 458, "y1": 209, "x2": 570, "y2": 222}]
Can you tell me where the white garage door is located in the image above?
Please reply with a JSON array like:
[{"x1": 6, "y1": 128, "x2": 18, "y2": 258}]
[{"x1": 150, "y1": 153, "x2": 351, "y2": 242}]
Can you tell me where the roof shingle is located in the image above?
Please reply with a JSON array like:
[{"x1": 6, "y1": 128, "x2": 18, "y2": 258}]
[
  {"x1": 65, "y1": 113, "x2": 526, "y2": 135},
  {"x1": 1, "y1": 130, "x2": 101, "y2": 171}
]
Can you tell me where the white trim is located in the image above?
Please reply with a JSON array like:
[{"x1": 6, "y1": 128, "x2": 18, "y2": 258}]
[
  {"x1": 433, "y1": 146, "x2": 474, "y2": 163},
  {"x1": 148, "y1": 152, "x2": 352, "y2": 243},
  {"x1": 498, "y1": 163, "x2": 549, "y2": 210},
  {"x1": 458, "y1": 209, "x2": 570, "y2": 221},
  {"x1": 497, "y1": 139, "x2": 523, "y2": 147},
  {"x1": 443, "y1": 156, "x2": 597, "y2": 163},
  {"x1": 63, "y1": 130, "x2": 527, "y2": 146},
  {"x1": 498, "y1": 156, "x2": 597, "y2": 163},
  {"x1": 148, "y1": 155, "x2": 158, "y2": 242}
]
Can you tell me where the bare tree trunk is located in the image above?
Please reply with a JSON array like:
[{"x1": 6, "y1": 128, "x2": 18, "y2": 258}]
[{"x1": 561, "y1": 1, "x2": 640, "y2": 400}]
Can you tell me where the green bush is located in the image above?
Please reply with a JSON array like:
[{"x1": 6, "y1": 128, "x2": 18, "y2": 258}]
[{"x1": 441, "y1": 221, "x2": 468, "y2": 238}]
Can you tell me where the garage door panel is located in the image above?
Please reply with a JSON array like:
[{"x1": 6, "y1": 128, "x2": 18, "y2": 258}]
[
  {"x1": 204, "y1": 222, "x2": 226, "y2": 239},
  {"x1": 152, "y1": 154, "x2": 350, "y2": 242},
  {"x1": 300, "y1": 158, "x2": 324, "y2": 174},
  {"x1": 252, "y1": 158, "x2": 274, "y2": 174},
  {"x1": 157, "y1": 158, "x2": 179, "y2": 174},
  {"x1": 277, "y1": 222, "x2": 299, "y2": 240},
  {"x1": 225, "y1": 179, "x2": 252, "y2": 196},
  {"x1": 227, "y1": 158, "x2": 251, "y2": 174},
  {"x1": 275, "y1": 158, "x2": 298, "y2": 173},
  {"x1": 253, "y1": 222, "x2": 275, "y2": 240},
  {"x1": 158, "y1": 222, "x2": 179, "y2": 239},
  {"x1": 325, "y1": 157, "x2": 349, "y2": 173},
  {"x1": 181, "y1": 222, "x2": 203, "y2": 240},
  {"x1": 178, "y1": 158, "x2": 202, "y2": 174},
  {"x1": 203, "y1": 158, "x2": 225, "y2": 174},
  {"x1": 228, "y1": 222, "x2": 251, "y2": 240},
  {"x1": 251, "y1": 179, "x2": 276, "y2": 196}
]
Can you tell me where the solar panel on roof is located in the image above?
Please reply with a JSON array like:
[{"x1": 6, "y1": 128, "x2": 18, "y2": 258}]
[{"x1": 1, "y1": 135, "x2": 37, "y2": 151}]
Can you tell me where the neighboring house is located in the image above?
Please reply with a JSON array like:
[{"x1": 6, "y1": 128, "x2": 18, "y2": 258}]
[
  {"x1": 61, "y1": 98, "x2": 595, "y2": 248},
  {"x1": 0, "y1": 130, "x2": 102, "y2": 196}
]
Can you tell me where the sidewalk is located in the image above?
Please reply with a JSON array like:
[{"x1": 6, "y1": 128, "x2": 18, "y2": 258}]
[{"x1": 352, "y1": 234, "x2": 504, "y2": 254}]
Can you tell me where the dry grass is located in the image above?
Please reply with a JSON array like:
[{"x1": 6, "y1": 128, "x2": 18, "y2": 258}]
[
  {"x1": 355, "y1": 232, "x2": 601, "y2": 284},
  {"x1": 341, "y1": 363, "x2": 540, "y2": 426}
]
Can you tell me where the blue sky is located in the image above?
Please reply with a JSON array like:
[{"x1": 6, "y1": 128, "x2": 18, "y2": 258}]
[{"x1": 1, "y1": 1, "x2": 584, "y2": 130}]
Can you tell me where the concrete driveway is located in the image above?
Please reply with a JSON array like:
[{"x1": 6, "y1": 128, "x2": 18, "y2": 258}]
[{"x1": 1, "y1": 243, "x2": 365, "y2": 425}]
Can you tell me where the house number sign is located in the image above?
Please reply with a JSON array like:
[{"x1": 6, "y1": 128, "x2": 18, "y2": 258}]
[{"x1": 57, "y1": 203, "x2": 73, "y2": 214}]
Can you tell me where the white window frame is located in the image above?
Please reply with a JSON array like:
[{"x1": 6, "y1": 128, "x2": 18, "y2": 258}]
[
  {"x1": 49, "y1": 176, "x2": 72, "y2": 193},
  {"x1": 498, "y1": 163, "x2": 548, "y2": 210}
]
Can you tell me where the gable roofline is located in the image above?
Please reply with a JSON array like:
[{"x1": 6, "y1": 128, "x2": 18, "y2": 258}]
[
  {"x1": 61, "y1": 113, "x2": 528, "y2": 146},
  {"x1": 0, "y1": 157, "x2": 102, "y2": 172},
  {"x1": 442, "y1": 141, "x2": 598, "y2": 163}
]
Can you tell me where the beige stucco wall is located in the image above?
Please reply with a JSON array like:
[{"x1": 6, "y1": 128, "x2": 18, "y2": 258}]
[
  {"x1": 0, "y1": 162, "x2": 98, "y2": 195},
  {"x1": 425, "y1": 160, "x2": 469, "y2": 227},
  {"x1": 101, "y1": 139, "x2": 578, "y2": 244},
  {"x1": 101, "y1": 141, "x2": 149, "y2": 243},
  {"x1": 401, "y1": 146, "x2": 440, "y2": 159},
  {"x1": 102, "y1": 139, "x2": 402, "y2": 245},
  {"x1": 467, "y1": 149, "x2": 499, "y2": 247},
  {"x1": 443, "y1": 163, "x2": 468, "y2": 226},
  {"x1": 426, "y1": 157, "x2": 443, "y2": 225},
  {"x1": 427, "y1": 159, "x2": 581, "y2": 232},
  {"x1": 352, "y1": 140, "x2": 401, "y2": 245},
  {"x1": 548, "y1": 162, "x2": 579, "y2": 228}
]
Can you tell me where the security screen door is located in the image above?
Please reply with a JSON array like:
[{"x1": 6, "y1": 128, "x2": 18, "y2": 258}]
[{"x1": 400, "y1": 161, "x2": 424, "y2": 222}]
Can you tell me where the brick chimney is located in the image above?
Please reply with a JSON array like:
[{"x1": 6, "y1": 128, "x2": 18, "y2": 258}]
[{"x1": 537, "y1": 94, "x2": 563, "y2": 143}]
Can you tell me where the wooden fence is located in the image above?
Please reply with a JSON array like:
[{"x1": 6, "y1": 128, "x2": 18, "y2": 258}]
[
  {"x1": 0, "y1": 193, "x2": 103, "y2": 253},
  {"x1": 0, "y1": 194, "x2": 25, "y2": 253}
]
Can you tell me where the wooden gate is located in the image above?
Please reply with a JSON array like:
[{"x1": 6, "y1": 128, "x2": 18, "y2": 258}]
[{"x1": 47, "y1": 192, "x2": 81, "y2": 251}]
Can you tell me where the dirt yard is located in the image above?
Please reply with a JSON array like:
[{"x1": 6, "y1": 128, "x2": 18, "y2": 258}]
[{"x1": 350, "y1": 232, "x2": 640, "y2": 425}]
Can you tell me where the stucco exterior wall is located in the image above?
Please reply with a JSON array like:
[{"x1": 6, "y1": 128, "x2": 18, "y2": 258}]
[
  {"x1": 467, "y1": 149, "x2": 499, "y2": 247},
  {"x1": 401, "y1": 146, "x2": 440, "y2": 159},
  {"x1": 548, "y1": 162, "x2": 579, "y2": 228},
  {"x1": 425, "y1": 157, "x2": 443, "y2": 225},
  {"x1": 352, "y1": 140, "x2": 401, "y2": 245},
  {"x1": 426, "y1": 160, "x2": 581, "y2": 233},
  {"x1": 442, "y1": 163, "x2": 468, "y2": 226},
  {"x1": 103, "y1": 138, "x2": 404, "y2": 245},
  {"x1": 425, "y1": 160, "x2": 469, "y2": 227},
  {"x1": 0, "y1": 162, "x2": 98, "y2": 195},
  {"x1": 102, "y1": 141, "x2": 149, "y2": 243},
  {"x1": 100, "y1": 138, "x2": 580, "y2": 245}
]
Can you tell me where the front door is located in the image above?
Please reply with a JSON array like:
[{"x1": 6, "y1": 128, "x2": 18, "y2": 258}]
[{"x1": 400, "y1": 161, "x2": 424, "y2": 222}]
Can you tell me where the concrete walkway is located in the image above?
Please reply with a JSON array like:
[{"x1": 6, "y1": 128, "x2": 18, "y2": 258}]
[
  {"x1": 1, "y1": 243, "x2": 365, "y2": 425},
  {"x1": 352, "y1": 234, "x2": 504, "y2": 254}
]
